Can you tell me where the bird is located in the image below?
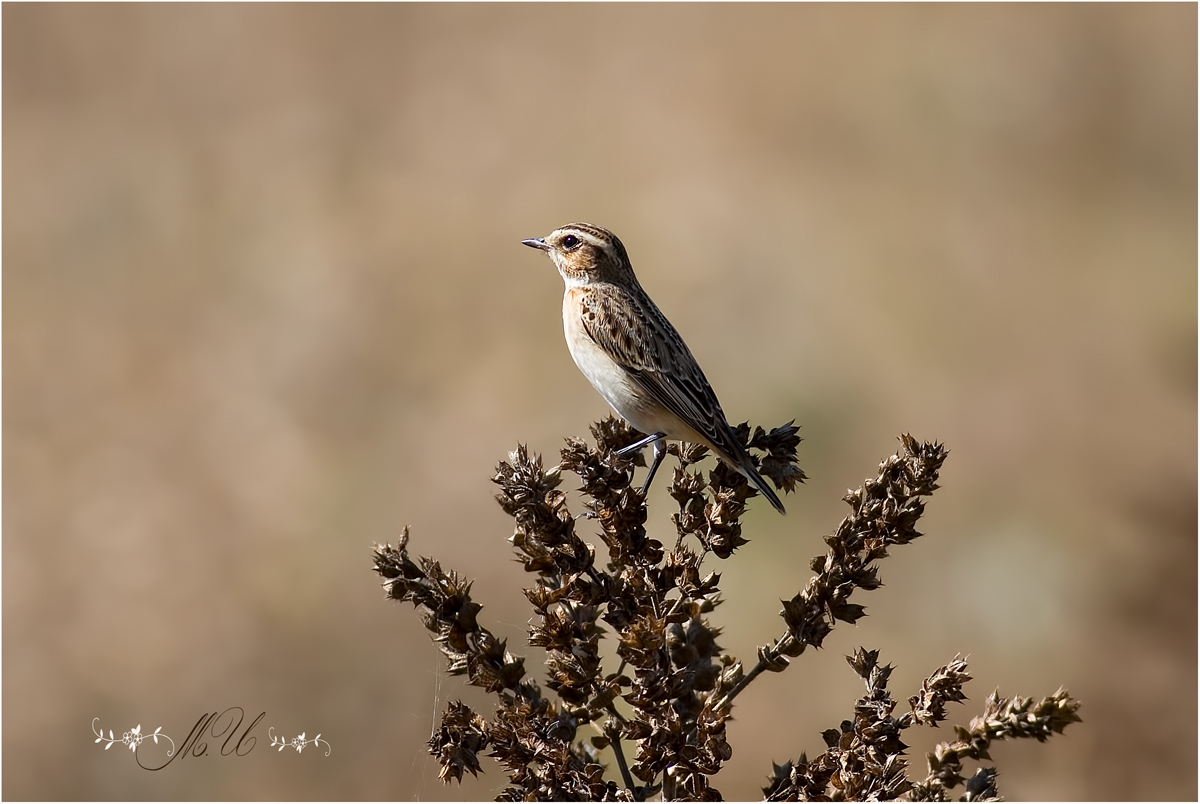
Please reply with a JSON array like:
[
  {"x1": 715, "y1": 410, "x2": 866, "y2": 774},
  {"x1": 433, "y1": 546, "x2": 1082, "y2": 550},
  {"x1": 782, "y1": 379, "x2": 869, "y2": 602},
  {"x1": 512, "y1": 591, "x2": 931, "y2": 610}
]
[{"x1": 521, "y1": 222, "x2": 786, "y2": 514}]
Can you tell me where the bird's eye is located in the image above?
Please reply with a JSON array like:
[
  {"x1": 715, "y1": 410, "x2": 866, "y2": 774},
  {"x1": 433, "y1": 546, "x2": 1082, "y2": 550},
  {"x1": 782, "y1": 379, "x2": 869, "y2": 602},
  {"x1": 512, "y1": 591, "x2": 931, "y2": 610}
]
[{"x1": 561, "y1": 234, "x2": 581, "y2": 251}]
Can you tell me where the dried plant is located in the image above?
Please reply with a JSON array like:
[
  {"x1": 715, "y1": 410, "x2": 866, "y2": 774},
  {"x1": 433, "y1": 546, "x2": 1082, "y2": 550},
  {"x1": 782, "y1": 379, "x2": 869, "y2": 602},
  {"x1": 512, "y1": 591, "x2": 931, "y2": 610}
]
[{"x1": 373, "y1": 416, "x2": 1081, "y2": 800}]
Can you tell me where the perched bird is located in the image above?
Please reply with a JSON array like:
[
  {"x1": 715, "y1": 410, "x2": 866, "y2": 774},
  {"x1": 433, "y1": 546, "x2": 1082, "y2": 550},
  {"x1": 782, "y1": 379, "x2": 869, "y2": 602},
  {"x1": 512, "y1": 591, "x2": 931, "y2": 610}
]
[{"x1": 522, "y1": 223, "x2": 786, "y2": 514}]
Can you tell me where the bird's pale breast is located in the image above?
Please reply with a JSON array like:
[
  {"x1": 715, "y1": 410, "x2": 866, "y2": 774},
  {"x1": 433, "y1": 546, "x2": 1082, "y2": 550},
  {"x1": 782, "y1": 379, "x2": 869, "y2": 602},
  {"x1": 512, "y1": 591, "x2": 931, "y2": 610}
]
[{"x1": 562, "y1": 287, "x2": 705, "y2": 443}]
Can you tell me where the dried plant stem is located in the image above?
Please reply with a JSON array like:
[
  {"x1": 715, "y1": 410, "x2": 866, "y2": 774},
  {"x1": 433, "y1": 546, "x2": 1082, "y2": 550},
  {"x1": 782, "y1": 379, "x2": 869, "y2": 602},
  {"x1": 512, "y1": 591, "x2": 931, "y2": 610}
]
[
  {"x1": 712, "y1": 634, "x2": 795, "y2": 713},
  {"x1": 603, "y1": 718, "x2": 637, "y2": 796},
  {"x1": 374, "y1": 418, "x2": 1081, "y2": 800}
]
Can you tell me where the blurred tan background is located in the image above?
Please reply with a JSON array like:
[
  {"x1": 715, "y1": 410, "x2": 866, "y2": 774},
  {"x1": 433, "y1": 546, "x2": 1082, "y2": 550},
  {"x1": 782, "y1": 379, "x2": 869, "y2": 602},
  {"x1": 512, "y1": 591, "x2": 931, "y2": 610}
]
[{"x1": 4, "y1": 4, "x2": 1195, "y2": 800}]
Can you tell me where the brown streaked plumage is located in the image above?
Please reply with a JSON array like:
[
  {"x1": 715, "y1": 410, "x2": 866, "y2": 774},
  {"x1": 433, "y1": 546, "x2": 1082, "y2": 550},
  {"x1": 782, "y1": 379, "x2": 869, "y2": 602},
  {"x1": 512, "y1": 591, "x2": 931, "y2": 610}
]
[{"x1": 521, "y1": 222, "x2": 786, "y2": 514}]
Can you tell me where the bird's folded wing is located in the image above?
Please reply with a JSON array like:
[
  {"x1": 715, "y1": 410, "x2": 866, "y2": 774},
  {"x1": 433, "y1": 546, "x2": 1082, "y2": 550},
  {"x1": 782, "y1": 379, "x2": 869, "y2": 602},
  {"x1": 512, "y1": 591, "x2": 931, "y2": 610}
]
[{"x1": 579, "y1": 284, "x2": 734, "y2": 452}]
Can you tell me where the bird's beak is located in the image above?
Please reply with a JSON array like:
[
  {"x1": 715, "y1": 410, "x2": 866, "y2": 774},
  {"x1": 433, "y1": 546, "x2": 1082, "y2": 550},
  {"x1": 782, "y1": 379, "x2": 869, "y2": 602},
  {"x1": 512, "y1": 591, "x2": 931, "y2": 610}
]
[{"x1": 521, "y1": 237, "x2": 549, "y2": 251}]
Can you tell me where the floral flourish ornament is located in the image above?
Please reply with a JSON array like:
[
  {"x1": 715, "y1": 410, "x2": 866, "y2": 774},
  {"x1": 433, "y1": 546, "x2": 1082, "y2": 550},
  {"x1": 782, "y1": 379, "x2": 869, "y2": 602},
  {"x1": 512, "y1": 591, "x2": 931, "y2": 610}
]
[
  {"x1": 93, "y1": 718, "x2": 175, "y2": 756},
  {"x1": 269, "y1": 728, "x2": 331, "y2": 756}
]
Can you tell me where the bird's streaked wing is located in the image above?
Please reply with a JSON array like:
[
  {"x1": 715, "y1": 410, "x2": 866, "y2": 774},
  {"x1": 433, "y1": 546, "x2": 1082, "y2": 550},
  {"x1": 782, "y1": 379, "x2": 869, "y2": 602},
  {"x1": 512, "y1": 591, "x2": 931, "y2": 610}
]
[{"x1": 578, "y1": 283, "x2": 738, "y2": 455}]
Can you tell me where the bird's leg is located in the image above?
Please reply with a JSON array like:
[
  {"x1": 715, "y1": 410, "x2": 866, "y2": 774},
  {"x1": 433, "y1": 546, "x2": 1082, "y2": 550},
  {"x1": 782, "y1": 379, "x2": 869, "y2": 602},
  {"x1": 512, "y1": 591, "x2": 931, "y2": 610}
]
[
  {"x1": 638, "y1": 437, "x2": 669, "y2": 498},
  {"x1": 615, "y1": 431, "x2": 665, "y2": 457},
  {"x1": 614, "y1": 431, "x2": 669, "y2": 498}
]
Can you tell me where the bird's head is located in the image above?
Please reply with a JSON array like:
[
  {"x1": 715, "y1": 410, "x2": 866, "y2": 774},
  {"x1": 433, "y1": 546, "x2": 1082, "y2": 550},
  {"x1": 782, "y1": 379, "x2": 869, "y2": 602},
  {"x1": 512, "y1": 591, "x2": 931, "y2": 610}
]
[{"x1": 522, "y1": 223, "x2": 637, "y2": 287}]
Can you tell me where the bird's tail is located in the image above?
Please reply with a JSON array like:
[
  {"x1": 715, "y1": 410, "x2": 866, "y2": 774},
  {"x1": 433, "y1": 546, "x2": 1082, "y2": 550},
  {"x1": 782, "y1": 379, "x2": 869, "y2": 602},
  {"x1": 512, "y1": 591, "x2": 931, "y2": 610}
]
[{"x1": 740, "y1": 456, "x2": 786, "y2": 514}]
